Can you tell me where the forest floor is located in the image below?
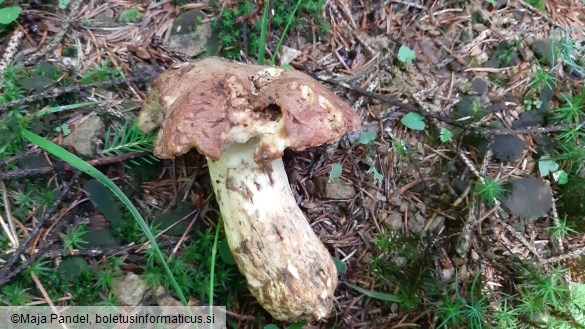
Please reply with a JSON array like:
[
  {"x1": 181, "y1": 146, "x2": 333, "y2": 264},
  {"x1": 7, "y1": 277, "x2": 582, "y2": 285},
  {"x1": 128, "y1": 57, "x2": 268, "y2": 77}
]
[{"x1": 0, "y1": 0, "x2": 585, "y2": 328}]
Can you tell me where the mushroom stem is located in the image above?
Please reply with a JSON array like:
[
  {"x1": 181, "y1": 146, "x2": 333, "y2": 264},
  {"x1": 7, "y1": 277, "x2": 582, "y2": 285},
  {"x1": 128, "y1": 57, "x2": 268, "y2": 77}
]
[{"x1": 207, "y1": 139, "x2": 337, "y2": 321}]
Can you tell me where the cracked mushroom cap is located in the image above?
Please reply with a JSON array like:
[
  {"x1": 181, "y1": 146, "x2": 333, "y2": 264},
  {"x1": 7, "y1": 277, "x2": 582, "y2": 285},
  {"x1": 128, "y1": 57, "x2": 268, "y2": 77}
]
[{"x1": 138, "y1": 57, "x2": 361, "y2": 163}]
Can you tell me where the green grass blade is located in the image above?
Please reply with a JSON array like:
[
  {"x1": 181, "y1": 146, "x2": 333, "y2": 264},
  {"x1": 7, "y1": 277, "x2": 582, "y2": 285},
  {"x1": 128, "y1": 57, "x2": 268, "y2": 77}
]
[
  {"x1": 209, "y1": 215, "x2": 222, "y2": 319},
  {"x1": 269, "y1": 0, "x2": 302, "y2": 65},
  {"x1": 20, "y1": 128, "x2": 187, "y2": 305},
  {"x1": 35, "y1": 102, "x2": 102, "y2": 117},
  {"x1": 345, "y1": 282, "x2": 402, "y2": 303},
  {"x1": 257, "y1": 0, "x2": 270, "y2": 64}
]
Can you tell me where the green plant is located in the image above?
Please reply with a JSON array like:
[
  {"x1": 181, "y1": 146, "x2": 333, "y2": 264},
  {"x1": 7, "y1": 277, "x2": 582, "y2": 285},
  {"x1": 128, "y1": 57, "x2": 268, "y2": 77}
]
[
  {"x1": 527, "y1": 65, "x2": 556, "y2": 94},
  {"x1": 94, "y1": 268, "x2": 116, "y2": 290},
  {"x1": 523, "y1": 98, "x2": 543, "y2": 111},
  {"x1": 508, "y1": 264, "x2": 578, "y2": 326},
  {"x1": 554, "y1": 27, "x2": 585, "y2": 77},
  {"x1": 401, "y1": 112, "x2": 425, "y2": 130},
  {"x1": 440, "y1": 128, "x2": 453, "y2": 142},
  {"x1": 437, "y1": 274, "x2": 492, "y2": 329},
  {"x1": 0, "y1": 283, "x2": 33, "y2": 305},
  {"x1": 101, "y1": 121, "x2": 157, "y2": 164},
  {"x1": 211, "y1": 0, "x2": 327, "y2": 60},
  {"x1": 369, "y1": 233, "x2": 440, "y2": 311},
  {"x1": 54, "y1": 122, "x2": 71, "y2": 135},
  {"x1": 81, "y1": 60, "x2": 124, "y2": 84},
  {"x1": 118, "y1": 7, "x2": 142, "y2": 24},
  {"x1": 24, "y1": 259, "x2": 52, "y2": 279},
  {"x1": 367, "y1": 166, "x2": 384, "y2": 182},
  {"x1": 397, "y1": 45, "x2": 416, "y2": 63},
  {"x1": 474, "y1": 177, "x2": 507, "y2": 206},
  {"x1": 491, "y1": 298, "x2": 520, "y2": 329},
  {"x1": 0, "y1": 2, "x2": 21, "y2": 26},
  {"x1": 60, "y1": 225, "x2": 89, "y2": 250},
  {"x1": 539, "y1": 155, "x2": 568, "y2": 184},
  {"x1": 525, "y1": 0, "x2": 545, "y2": 11},
  {"x1": 553, "y1": 87, "x2": 585, "y2": 127}
]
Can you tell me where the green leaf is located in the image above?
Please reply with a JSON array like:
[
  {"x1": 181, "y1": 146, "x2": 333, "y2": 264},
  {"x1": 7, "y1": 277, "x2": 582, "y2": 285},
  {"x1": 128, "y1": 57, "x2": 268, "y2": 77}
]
[
  {"x1": 440, "y1": 128, "x2": 453, "y2": 142},
  {"x1": 357, "y1": 131, "x2": 377, "y2": 145},
  {"x1": 539, "y1": 155, "x2": 559, "y2": 176},
  {"x1": 329, "y1": 162, "x2": 343, "y2": 181},
  {"x1": 553, "y1": 170, "x2": 568, "y2": 184},
  {"x1": 264, "y1": 325, "x2": 278, "y2": 329},
  {"x1": 397, "y1": 45, "x2": 415, "y2": 63},
  {"x1": 332, "y1": 257, "x2": 347, "y2": 274},
  {"x1": 367, "y1": 166, "x2": 384, "y2": 182},
  {"x1": 346, "y1": 283, "x2": 402, "y2": 302},
  {"x1": 0, "y1": 6, "x2": 22, "y2": 25},
  {"x1": 401, "y1": 112, "x2": 425, "y2": 130}
]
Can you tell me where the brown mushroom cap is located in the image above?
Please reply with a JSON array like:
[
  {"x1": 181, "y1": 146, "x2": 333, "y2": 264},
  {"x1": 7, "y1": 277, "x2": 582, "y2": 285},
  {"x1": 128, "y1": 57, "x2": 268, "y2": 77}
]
[{"x1": 138, "y1": 57, "x2": 361, "y2": 163}]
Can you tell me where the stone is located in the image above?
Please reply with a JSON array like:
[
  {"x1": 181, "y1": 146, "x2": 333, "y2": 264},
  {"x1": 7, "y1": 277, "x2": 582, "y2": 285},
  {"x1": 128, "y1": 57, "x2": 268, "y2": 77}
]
[
  {"x1": 279, "y1": 46, "x2": 302, "y2": 65},
  {"x1": 313, "y1": 177, "x2": 356, "y2": 200},
  {"x1": 63, "y1": 116, "x2": 105, "y2": 156},
  {"x1": 93, "y1": 8, "x2": 116, "y2": 27},
  {"x1": 167, "y1": 10, "x2": 212, "y2": 58},
  {"x1": 113, "y1": 273, "x2": 149, "y2": 306}
]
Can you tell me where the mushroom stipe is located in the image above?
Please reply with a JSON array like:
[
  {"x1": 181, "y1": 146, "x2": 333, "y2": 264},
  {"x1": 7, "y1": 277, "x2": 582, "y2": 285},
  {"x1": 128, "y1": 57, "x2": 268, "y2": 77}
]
[{"x1": 138, "y1": 57, "x2": 361, "y2": 321}]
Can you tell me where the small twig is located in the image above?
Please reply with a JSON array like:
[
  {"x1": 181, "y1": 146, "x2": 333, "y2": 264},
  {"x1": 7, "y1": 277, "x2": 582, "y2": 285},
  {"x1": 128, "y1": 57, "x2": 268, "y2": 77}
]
[
  {"x1": 489, "y1": 125, "x2": 571, "y2": 135},
  {"x1": 0, "y1": 76, "x2": 148, "y2": 112},
  {"x1": 456, "y1": 149, "x2": 491, "y2": 257},
  {"x1": 496, "y1": 209, "x2": 542, "y2": 261},
  {"x1": 29, "y1": 272, "x2": 67, "y2": 329},
  {"x1": 0, "y1": 181, "x2": 18, "y2": 246},
  {"x1": 0, "y1": 239, "x2": 56, "y2": 286},
  {"x1": 0, "y1": 151, "x2": 146, "y2": 181},
  {"x1": 549, "y1": 188, "x2": 564, "y2": 253},
  {"x1": 543, "y1": 246, "x2": 585, "y2": 264},
  {"x1": 0, "y1": 29, "x2": 24, "y2": 91}
]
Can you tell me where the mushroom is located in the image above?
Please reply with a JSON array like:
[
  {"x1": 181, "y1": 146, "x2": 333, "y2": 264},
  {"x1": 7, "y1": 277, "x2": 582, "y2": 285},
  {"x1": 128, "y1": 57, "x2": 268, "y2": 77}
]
[{"x1": 137, "y1": 57, "x2": 361, "y2": 321}]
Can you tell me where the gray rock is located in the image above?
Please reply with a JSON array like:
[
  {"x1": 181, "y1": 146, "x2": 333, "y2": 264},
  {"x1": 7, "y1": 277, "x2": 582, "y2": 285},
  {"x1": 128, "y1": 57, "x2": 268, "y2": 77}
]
[
  {"x1": 113, "y1": 273, "x2": 149, "y2": 306},
  {"x1": 313, "y1": 177, "x2": 356, "y2": 200},
  {"x1": 63, "y1": 116, "x2": 104, "y2": 156},
  {"x1": 93, "y1": 8, "x2": 116, "y2": 27},
  {"x1": 167, "y1": 10, "x2": 211, "y2": 58}
]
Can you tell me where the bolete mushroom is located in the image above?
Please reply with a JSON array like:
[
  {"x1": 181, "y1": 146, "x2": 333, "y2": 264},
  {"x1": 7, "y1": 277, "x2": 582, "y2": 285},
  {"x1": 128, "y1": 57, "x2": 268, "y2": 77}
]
[{"x1": 137, "y1": 57, "x2": 361, "y2": 321}]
